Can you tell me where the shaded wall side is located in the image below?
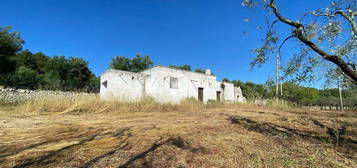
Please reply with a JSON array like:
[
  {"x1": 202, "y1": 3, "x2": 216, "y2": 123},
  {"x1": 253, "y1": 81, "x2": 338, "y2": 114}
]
[{"x1": 223, "y1": 82, "x2": 235, "y2": 102}]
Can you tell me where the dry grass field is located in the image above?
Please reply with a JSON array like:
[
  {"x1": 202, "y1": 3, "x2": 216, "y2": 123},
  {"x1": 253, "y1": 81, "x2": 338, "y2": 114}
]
[{"x1": 0, "y1": 96, "x2": 356, "y2": 168}]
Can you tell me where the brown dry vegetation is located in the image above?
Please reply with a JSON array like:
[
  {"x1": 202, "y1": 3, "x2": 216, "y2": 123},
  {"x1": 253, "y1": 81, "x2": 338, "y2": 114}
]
[{"x1": 0, "y1": 96, "x2": 356, "y2": 168}]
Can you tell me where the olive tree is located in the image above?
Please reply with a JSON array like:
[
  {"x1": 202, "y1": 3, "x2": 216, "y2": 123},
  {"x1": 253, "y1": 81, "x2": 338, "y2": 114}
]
[{"x1": 242, "y1": 0, "x2": 357, "y2": 84}]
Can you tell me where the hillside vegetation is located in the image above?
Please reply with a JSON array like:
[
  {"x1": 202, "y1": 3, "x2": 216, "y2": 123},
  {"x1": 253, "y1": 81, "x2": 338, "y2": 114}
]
[{"x1": 0, "y1": 97, "x2": 356, "y2": 168}]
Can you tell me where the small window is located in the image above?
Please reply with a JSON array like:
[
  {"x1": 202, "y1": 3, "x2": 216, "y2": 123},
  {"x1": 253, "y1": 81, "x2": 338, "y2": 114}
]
[
  {"x1": 102, "y1": 80, "x2": 108, "y2": 88},
  {"x1": 170, "y1": 77, "x2": 178, "y2": 89}
]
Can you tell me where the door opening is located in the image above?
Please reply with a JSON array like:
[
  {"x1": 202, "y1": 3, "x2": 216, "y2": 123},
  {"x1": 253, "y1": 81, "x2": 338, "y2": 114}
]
[
  {"x1": 216, "y1": 91, "x2": 221, "y2": 102},
  {"x1": 198, "y1": 88, "x2": 204, "y2": 101}
]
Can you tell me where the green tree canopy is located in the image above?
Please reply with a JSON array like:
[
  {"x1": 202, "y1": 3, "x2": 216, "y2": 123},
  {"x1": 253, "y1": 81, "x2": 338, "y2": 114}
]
[
  {"x1": 110, "y1": 54, "x2": 153, "y2": 72},
  {"x1": 3, "y1": 66, "x2": 40, "y2": 90},
  {"x1": 169, "y1": 64, "x2": 192, "y2": 71},
  {"x1": 0, "y1": 26, "x2": 99, "y2": 92},
  {"x1": 66, "y1": 57, "x2": 93, "y2": 91},
  {"x1": 194, "y1": 68, "x2": 205, "y2": 73},
  {"x1": 0, "y1": 26, "x2": 25, "y2": 74}
]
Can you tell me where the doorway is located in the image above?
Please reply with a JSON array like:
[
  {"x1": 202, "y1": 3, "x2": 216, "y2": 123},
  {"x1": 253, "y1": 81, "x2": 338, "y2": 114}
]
[
  {"x1": 216, "y1": 91, "x2": 221, "y2": 102},
  {"x1": 198, "y1": 87, "x2": 204, "y2": 101}
]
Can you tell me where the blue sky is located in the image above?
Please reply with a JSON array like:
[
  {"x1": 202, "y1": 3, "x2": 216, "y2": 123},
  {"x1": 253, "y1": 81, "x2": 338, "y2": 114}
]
[{"x1": 1, "y1": 0, "x2": 331, "y2": 84}]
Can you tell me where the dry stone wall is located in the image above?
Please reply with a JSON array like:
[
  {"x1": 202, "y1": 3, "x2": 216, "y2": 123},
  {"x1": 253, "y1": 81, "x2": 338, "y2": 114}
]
[{"x1": 0, "y1": 88, "x2": 97, "y2": 103}]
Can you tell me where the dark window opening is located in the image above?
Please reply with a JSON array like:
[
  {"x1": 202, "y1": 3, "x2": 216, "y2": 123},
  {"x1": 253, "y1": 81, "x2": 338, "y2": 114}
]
[{"x1": 102, "y1": 80, "x2": 108, "y2": 88}]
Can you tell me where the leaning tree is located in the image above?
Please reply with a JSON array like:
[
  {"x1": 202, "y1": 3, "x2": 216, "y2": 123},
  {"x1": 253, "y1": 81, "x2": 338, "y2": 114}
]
[{"x1": 242, "y1": 0, "x2": 356, "y2": 85}]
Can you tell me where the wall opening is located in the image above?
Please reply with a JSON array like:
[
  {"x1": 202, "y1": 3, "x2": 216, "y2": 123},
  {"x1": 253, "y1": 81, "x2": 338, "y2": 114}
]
[
  {"x1": 198, "y1": 87, "x2": 204, "y2": 101},
  {"x1": 102, "y1": 80, "x2": 108, "y2": 88},
  {"x1": 216, "y1": 91, "x2": 221, "y2": 102},
  {"x1": 170, "y1": 77, "x2": 178, "y2": 89}
]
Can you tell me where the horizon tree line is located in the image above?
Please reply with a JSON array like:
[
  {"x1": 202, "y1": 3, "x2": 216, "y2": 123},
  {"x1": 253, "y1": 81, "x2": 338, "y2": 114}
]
[{"x1": 1, "y1": 26, "x2": 356, "y2": 109}]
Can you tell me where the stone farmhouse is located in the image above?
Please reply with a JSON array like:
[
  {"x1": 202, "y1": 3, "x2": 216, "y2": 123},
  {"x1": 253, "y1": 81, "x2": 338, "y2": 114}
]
[{"x1": 100, "y1": 66, "x2": 245, "y2": 103}]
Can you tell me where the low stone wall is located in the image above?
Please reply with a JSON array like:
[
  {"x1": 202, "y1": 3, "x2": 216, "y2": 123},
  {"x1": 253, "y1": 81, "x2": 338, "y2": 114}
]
[{"x1": 0, "y1": 88, "x2": 97, "y2": 103}]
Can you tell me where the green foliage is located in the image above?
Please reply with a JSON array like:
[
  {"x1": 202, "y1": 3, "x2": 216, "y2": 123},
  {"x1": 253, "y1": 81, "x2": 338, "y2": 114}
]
[
  {"x1": 194, "y1": 68, "x2": 205, "y2": 73},
  {"x1": 169, "y1": 65, "x2": 215, "y2": 75},
  {"x1": 130, "y1": 54, "x2": 154, "y2": 72},
  {"x1": 0, "y1": 26, "x2": 25, "y2": 74},
  {"x1": 225, "y1": 77, "x2": 357, "y2": 109},
  {"x1": 41, "y1": 71, "x2": 62, "y2": 90},
  {"x1": 169, "y1": 64, "x2": 192, "y2": 71},
  {"x1": 42, "y1": 56, "x2": 70, "y2": 89},
  {"x1": 41, "y1": 56, "x2": 96, "y2": 91},
  {"x1": 0, "y1": 26, "x2": 24, "y2": 56},
  {"x1": 194, "y1": 68, "x2": 215, "y2": 75},
  {"x1": 110, "y1": 54, "x2": 153, "y2": 72},
  {"x1": 110, "y1": 56, "x2": 131, "y2": 71},
  {"x1": 0, "y1": 26, "x2": 99, "y2": 92},
  {"x1": 222, "y1": 78, "x2": 231, "y2": 82},
  {"x1": 2, "y1": 66, "x2": 40, "y2": 90},
  {"x1": 66, "y1": 57, "x2": 93, "y2": 91},
  {"x1": 278, "y1": 83, "x2": 320, "y2": 106},
  {"x1": 11, "y1": 50, "x2": 50, "y2": 74},
  {"x1": 242, "y1": 0, "x2": 357, "y2": 84},
  {"x1": 33, "y1": 52, "x2": 49, "y2": 74},
  {"x1": 229, "y1": 80, "x2": 269, "y2": 100},
  {"x1": 251, "y1": 29, "x2": 278, "y2": 69},
  {"x1": 85, "y1": 75, "x2": 100, "y2": 93}
]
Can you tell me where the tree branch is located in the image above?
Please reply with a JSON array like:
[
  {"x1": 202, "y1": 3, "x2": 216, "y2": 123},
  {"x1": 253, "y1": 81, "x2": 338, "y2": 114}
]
[
  {"x1": 336, "y1": 10, "x2": 357, "y2": 38},
  {"x1": 278, "y1": 35, "x2": 295, "y2": 54},
  {"x1": 269, "y1": 0, "x2": 357, "y2": 84},
  {"x1": 337, "y1": 68, "x2": 357, "y2": 85},
  {"x1": 269, "y1": 0, "x2": 303, "y2": 28},
  {"x1": 345, "y1": 54, "x2": 356, "y2": 71},
  {"x1": 310, "y1": 10, "x2": 357, "y2": 38}
]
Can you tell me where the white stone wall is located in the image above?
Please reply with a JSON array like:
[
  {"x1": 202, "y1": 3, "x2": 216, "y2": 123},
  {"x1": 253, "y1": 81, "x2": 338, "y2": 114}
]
[
  {"x1": 100, "y1": 66, "x2": 246, "y2": 103},
  {"x1": 222, "y1": 82, "x2": 235, "y2": 102},
  {"x1": 141, "y1": 66, "x2": 221, "y2": 103},
  {"x1": 100, "y1": 69, "x2": 146, "y2": 101},
  {"x1": 234, "y1": 86, "x2": 246, "y2": 102}
]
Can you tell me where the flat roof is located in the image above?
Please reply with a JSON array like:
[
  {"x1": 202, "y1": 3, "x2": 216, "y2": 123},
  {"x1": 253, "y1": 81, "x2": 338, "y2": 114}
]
[{"x1": 141, "y1": 65, "x2": 215, "y2": 77}]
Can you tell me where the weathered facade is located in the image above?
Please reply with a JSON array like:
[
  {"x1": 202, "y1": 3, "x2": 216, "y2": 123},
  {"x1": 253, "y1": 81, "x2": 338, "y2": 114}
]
[{"x1": 100, "y1": 66, "x2": 245, "y2": 103}]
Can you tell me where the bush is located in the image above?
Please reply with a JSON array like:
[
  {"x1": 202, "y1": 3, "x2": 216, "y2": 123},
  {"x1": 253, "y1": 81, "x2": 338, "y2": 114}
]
[{"x1": 2, "y1": 66, "x2": 40, "y2": 90}]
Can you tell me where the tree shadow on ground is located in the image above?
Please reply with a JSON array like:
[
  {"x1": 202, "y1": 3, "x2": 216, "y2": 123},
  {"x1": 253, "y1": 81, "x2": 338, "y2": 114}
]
[
  {"x1": 228, "y1": 115, "x2": 357, "y2": 159},
  {"x1": 0, "y1": 127, "x2": 88, "y2": 159},
  {"x1": 10, "y1": 128, "x2": 131, "y2": 168},
  {"x1": 118, "y1": 136, "x2": 208, "y2": 168},
  {"x1": 79, "y1": 143, "x2": 129, "y2": 168}
]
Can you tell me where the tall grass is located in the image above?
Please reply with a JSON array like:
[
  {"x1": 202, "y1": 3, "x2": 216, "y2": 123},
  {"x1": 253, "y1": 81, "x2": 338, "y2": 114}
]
[
  {"x1": 14, "y1": 95, "x2": 211, "y2": 115},
  {"x1": 10, "y1": 95, "x2": 303, "y2": 116}
]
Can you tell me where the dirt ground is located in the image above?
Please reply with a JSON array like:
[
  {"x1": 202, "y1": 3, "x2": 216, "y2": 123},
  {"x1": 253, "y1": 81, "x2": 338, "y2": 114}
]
[{"x1": 0, "y1": 103, "x2": 356, "y2": 168}]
